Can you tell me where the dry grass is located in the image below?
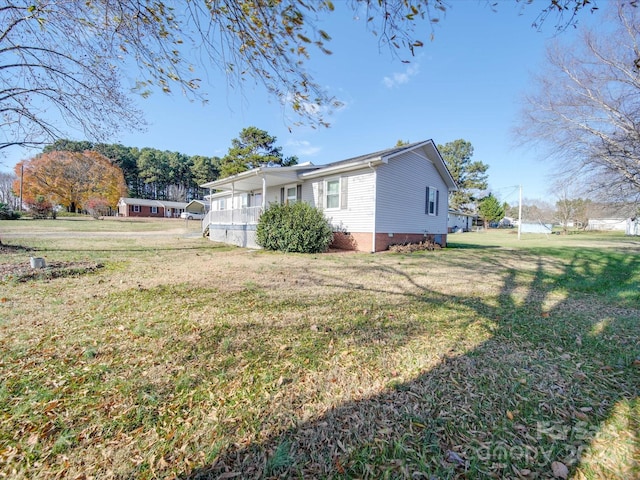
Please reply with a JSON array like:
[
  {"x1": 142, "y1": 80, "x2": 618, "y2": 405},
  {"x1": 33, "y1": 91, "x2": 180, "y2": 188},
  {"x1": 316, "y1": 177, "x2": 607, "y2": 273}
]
[{"x1": 0, "y1": 220, "x2": 638, "y2": 479}]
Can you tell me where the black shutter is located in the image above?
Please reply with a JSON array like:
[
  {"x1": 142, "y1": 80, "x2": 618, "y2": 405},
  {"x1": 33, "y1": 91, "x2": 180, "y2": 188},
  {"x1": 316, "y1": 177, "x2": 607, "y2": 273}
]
[
  {"x1": 425, "y1": 187, "x2": 430, "y2": 214},
  {"x1": 436, "y1": 190, "x2": 440, "y2": 216},
  {"x1": 280, "y1": 187, "x2": 285, "y2": 204},
  {"x1": 296, "y1": 184, "x2": 302, "y2": 201}
]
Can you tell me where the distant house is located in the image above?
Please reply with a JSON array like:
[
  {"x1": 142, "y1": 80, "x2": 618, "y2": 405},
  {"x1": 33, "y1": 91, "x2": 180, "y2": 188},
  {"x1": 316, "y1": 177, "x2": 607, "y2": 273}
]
[
  {"x1": 448, "y1": 210, "x2": 476, "y2": 232},
  {"x1": 200, "y1": 140, "x2": 457, "y2": 252},
  {"x1": 586, "y1": 218, "x2": 627, "y2": 232},
  {"x1": 520, "y1": 222, "x2": 553, "y2": 234},
  {"x1": 117, "y1": 197, "x2": 188, "y2": 218}
]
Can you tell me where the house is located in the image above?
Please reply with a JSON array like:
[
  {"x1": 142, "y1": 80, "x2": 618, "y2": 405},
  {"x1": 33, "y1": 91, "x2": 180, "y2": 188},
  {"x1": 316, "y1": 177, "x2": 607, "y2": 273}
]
[
  {"x1": 200, "y1": 140, "x2": 457, "y2": 252},
  {"x1": 448, "y1": 210, "x2": 476, "y2": 232},
  {"x1": 117, "y1": 197, "x2": 188, "y2": 218},
  {"x1": 586, "y1": 218, "x2": 628, "y2": 232}
]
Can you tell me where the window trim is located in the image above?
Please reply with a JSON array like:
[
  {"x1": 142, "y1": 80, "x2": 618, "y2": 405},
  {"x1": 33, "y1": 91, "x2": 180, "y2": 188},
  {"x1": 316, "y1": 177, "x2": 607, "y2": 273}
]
[
  {"x1": 325, "y1": 178, "x2": 341, "y2": 210},
  {"x1": 132, "y1": 204, "x2": 141, "y2": 213},
  {"x1": 150, "y1": 206, "x2": 158, "y2": 214},
  {"x1": 425, "y1": 186, "x2": 439, "y2": 216},
  {"x1": 285, "y1": 184, "x2": 298, "y2": 204}
]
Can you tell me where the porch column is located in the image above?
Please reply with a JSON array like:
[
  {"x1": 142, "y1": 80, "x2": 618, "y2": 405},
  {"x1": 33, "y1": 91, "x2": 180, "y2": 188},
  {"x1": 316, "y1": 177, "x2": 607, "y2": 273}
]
[
  {"x1": 231, "y1": 182, "x2": 235, "y2": 225},
  {"x1": 261, "y1": 176, "x2": 266, "y2": 210}
]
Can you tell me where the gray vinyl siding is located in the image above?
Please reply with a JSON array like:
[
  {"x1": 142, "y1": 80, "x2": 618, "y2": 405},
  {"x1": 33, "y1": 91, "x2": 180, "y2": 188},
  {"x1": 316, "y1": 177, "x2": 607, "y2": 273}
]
[
  {"x1": 308, "y1": 170, "x2": 375, "y2": 233},
  {"x1": 376, "y1": 150, "x2": 449, "y2": 234}
]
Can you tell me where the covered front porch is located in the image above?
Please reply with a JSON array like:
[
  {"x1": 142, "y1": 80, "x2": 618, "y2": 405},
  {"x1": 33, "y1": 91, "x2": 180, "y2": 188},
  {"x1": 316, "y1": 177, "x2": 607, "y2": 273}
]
[{"x1": 200, "y1": 163, "x2": 320, "y2": 248}]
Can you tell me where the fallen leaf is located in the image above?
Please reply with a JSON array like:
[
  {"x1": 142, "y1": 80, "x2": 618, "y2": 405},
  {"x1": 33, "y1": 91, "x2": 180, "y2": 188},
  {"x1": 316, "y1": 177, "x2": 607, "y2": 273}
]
[
  {"x1": 574, "y1": 411, "x2": 588, "y2": 421},
  {"x1": 551, "y1": 461, "x2": 569, "y2": 479},
  {"x1": 446, "y1": 450, "x2": 465, "y2": 466},
  {"x1": 506, "y1": 410, "x2": 514, "y2": 421},
  {"x1": 27, "y1": 433, "x2": 39, "y2": 446}
]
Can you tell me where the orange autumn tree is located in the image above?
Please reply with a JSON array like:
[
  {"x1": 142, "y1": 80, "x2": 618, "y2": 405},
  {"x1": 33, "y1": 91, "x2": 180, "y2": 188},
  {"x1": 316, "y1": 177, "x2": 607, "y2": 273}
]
[{"x1": 14, "y1": 151, "x2": 127, "y2": 213}]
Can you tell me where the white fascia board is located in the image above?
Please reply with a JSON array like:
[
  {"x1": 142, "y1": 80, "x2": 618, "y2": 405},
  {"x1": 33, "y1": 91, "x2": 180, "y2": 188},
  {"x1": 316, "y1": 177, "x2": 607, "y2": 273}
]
[
  {"x1": 200, "y1": 164, "x2": 320, "y2": 190},
  {"x1": 200, "y1": 167, "x2": 264, "y2": 189},
  {"x1": 300, "y1": 158, "x2": 386, "y2": 179}
]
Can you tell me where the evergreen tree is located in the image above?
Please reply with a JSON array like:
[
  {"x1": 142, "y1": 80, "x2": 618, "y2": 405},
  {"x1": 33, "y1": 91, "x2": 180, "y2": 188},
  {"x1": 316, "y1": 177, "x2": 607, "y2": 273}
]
[
  {"x1": 438, "y1": 139, "x2": 489, "y2": 212},
  {"x1": 219, "y1": 127, "x2": 297, "y2": 178},
  {"x1": 478, "y1": 194, "x2": 504, "y2": 228}
]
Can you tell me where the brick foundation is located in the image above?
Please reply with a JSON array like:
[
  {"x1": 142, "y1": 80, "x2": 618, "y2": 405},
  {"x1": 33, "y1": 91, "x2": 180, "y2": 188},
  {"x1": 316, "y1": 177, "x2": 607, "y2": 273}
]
[{"x1": 330, "y1": 232, "x2": 447, "y2": 253}]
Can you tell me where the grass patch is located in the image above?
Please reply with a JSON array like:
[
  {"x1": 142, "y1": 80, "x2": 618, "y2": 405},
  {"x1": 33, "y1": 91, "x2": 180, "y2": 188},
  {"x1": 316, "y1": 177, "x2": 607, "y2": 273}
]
[{"x1": 0, "y1": 222, "x2": 638, "y2": 479}]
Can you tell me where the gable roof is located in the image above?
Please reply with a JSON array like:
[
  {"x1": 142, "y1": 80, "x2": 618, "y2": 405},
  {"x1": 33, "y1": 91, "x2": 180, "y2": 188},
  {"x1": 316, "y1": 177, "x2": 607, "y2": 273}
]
[
  {"x1": 300, "y1": 140, "x2": 457, "y2": 190},
  {"x1": 200, "y1": 140, "x2": 457, "y2": 192},
  {"x1": 117, "y1": 197, "x2": 188, "y2": 208}
]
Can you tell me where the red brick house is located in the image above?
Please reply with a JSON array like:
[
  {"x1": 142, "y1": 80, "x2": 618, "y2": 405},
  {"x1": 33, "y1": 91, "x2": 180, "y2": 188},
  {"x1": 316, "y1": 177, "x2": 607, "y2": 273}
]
[{"x1": 117, "y1": 197, "x2": 188, "y2": 218}]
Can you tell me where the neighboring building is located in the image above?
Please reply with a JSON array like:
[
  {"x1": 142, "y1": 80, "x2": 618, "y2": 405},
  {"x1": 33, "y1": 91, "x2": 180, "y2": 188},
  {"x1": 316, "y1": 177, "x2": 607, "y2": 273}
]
[
  {"x1": 448, "y1": 210, "x2": 476, "y2": 232},
  {"x1": 117, "y1": 197, "x2": 188, "y2": 218},
  {"x1": 520, "y1": 222, "x2": 553, "y2": 234},
  {"x1": 201, "y1": 140, "x2": 457, "y2": 252},
  {"x1": 184, "y1": 199, "x2": 207, "y2": 215},
  {"x1": 586, "y1": 218, "x2": 627, "y2": 232}
]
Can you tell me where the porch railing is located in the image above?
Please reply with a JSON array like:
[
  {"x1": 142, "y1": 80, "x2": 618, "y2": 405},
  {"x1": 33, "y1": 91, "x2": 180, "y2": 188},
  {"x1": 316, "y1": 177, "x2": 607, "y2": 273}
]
[{"x1": 203, "y1": 206, "x2": 263, "y2": 230}]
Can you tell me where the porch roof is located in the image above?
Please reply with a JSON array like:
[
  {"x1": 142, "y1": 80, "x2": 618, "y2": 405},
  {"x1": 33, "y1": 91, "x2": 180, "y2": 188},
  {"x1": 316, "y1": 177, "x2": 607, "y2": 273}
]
[{"x1": 200, "y1": 163, "x2": 320, "y2": 192}]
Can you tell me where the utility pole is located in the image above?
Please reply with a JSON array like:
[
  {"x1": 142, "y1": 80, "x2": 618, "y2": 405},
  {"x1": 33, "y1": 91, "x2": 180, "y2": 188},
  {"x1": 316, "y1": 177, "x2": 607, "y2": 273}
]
[
  {"x1": 19, "y1": 163, "x2": 24, "y2": 212},
  {"x1": 517, "y1": 185, "x2": 522, "y2": 240}
]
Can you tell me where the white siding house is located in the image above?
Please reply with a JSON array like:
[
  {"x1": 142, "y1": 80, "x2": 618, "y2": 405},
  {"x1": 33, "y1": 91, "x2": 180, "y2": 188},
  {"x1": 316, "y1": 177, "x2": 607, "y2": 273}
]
[{"x1": 200, "y1": 140, "x2": 457, "y2": 252}]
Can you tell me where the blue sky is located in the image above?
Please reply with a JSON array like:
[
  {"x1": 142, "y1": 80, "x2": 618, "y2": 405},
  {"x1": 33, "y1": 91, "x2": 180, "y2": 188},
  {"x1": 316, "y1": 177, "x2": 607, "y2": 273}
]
[{"x1": 1, "y1": 1, "x2": 604, "y2": 205}]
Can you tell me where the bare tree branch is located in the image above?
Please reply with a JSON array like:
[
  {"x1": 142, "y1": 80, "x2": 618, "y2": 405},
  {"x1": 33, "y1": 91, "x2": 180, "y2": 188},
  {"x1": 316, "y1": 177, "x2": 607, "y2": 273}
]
[{"x1": 516, "y1": 0, "x2": 640, "y2": 203}]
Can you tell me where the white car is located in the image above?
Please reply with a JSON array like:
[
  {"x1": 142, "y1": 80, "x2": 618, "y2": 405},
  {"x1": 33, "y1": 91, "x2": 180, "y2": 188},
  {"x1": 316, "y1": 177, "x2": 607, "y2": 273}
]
[{"x1": 180, "y1": 211, "x2": 205, "y2": 220}]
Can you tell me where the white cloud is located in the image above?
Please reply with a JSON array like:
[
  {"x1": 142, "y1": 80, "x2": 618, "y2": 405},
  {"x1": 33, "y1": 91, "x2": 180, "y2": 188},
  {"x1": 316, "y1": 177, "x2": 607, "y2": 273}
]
[
  {"x1": 382, "y1": 63, "x2": 420, "y2": 88},
  {"x1": 286, "y1": 139, "x2": 321, "y2": 157}
]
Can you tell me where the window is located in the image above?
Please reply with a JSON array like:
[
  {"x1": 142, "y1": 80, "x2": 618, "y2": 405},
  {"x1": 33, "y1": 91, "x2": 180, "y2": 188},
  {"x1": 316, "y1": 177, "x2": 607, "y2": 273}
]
[
  {"x1": 286, "y1": 186, "x2": 297, "y2": 204},
  {"x1": 326, "y1": 179, "x2": 340, "y2": 209},
  {"x1": 425, "y1": 187, "x2": 439, "y2": 216},
  {"x1": 151, "y1": 206, "x2": 158, "y2": 214},
  {"x1": 219, "y1": 198, "x2": 225, "y2": 210},
  {"x1": 133, "y1": 205, "x2": 140, "y2": 213}
]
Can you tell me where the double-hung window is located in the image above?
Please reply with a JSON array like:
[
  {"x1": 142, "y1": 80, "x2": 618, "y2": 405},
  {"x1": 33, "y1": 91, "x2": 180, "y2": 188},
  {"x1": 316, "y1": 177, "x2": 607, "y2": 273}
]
[
  {"x1": 133, "y1": 205, "x2": 141, "y2": 213},
  {"x1": 425, "y1": 187, "x2": 439, "y2": 216},
  {"x1": 326, "y1": 179, "x2": 340, "y2": 209},
  {"x1": 286, "y1": 185, "x2": 298, "y2": 204},
  {"x1": 151, "y1": 206, "x2": 158, "y2": 214}
]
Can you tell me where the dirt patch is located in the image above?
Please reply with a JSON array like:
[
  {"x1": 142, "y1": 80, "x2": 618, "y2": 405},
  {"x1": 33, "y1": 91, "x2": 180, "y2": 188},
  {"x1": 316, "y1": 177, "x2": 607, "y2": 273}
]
[
  {"x1": 0, "y1": 260, "x2": 104, "y2": 283},
  {"x1": 0, "y1": 243, "x2": 33, "y2": 254}
]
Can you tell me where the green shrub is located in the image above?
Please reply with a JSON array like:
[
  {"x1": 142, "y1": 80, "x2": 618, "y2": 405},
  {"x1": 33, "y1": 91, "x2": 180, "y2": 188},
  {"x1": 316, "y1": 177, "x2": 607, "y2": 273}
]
[
  {"x1": 0, "y1": 203, "x2": 20, "y2": 220},
  {"x1": 256, "y1": 202, "x2": 333, "y2": 253}
]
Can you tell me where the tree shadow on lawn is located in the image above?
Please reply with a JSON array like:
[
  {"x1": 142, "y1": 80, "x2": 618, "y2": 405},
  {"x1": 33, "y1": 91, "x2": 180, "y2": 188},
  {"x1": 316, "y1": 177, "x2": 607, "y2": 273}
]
[{"x1": 184, "y1": 252, "x2": 640, "y2": 479}]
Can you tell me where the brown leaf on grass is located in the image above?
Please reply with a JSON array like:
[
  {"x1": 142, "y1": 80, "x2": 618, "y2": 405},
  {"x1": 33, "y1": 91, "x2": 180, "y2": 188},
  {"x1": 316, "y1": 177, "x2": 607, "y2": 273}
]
[
  {"x1": 574, "y1": 411, "x2": 589, "y2": 421},
  {"x1": 551, "y1": 461, "x2": 569, "y2": 479},
  {"x1": 506, "y1": 410, "x2": 514, "y2": 421}
]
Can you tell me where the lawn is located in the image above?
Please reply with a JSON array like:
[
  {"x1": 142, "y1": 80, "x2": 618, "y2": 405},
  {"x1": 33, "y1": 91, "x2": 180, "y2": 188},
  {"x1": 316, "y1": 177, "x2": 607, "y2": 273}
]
[{"x1": 1, "y1": 220, "x2": 638, "y2": 479}]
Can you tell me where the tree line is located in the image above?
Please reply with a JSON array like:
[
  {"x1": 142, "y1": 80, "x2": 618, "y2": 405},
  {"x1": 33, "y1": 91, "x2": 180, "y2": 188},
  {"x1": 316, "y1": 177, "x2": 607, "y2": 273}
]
[
  {"x1": 40, "y1": 139, "x2": 221, "y2": 202},
  {"x1": 9, "y1": 126, "x2": 298, "y2": 214}
]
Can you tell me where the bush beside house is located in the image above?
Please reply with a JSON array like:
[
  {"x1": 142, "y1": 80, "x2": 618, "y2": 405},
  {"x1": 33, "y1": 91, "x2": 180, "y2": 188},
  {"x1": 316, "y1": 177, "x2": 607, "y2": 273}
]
[{"x1": 256, "y1": 202, "x2": 333, "y2": 253}]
